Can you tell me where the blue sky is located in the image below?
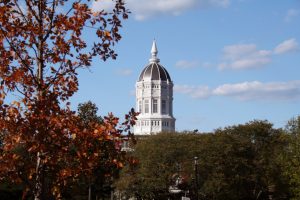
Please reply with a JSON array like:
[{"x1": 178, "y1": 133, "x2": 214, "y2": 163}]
[{"x1": 71, "y1": 0, "x2": 300, "y2": 132}]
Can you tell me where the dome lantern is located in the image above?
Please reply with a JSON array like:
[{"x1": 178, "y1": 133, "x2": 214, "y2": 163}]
[{"x1": 149, "y1": 40, "x2": 160, "y2": 63}]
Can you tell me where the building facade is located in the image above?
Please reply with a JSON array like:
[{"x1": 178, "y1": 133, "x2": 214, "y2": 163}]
[{"x1": 134, "y1": 41, "x2": 175, "y2": 135}]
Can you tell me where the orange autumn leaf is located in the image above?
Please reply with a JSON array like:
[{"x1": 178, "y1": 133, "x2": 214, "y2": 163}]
[{"x1": 118, "y1": 162, "x2": 124, "y2": 168}]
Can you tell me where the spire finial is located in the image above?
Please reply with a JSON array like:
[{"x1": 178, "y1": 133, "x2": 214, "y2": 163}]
[{"x1": 149, "y1": 39, "x2": 160, "y2": 63}]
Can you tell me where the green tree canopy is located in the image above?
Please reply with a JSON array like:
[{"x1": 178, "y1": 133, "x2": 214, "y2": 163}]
[
  {"x1": 117, "y1": 120, "x2": 290, "y2": 200},
  {"x1": 282, "y1": 116, "x2": 300, "y2": 199},
  {"x1": 77, "y1": 101, "x2": 103, "y2": 126}
]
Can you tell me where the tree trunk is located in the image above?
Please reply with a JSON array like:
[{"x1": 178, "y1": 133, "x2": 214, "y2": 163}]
[
  {"x1": 34, "y1": 152, "x2": 43, "y2": 200},
  {"x1": 88, "y1": 183, "x2": 92, "y2": 200},
  {"x1": 34, "y1": 1, "x2": 45, "y2": 199}
]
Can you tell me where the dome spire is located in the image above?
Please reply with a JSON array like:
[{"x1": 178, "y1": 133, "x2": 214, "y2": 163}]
[{"x1": 149, "y1": 39, "x2": 160, "y2": 63}]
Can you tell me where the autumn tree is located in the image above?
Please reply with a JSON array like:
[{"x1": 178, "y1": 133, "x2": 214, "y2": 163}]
[
  {"x1": 65, "y1": 101, "x2": 117, "y2": 200},
  {"x1": 0, "y1": 0, "x2": 135, "y2": 199}
]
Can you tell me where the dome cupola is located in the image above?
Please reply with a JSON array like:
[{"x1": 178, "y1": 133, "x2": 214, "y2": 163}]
[
  {"x1": 138, "y1": 40, "x2": 171, "y2": 82},
  {"x1": 134, "y1": 40, "x2": 175, "y2": 135}
]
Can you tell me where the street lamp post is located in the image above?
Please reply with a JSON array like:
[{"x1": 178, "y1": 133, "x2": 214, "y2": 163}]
[{"x1": 194, "y1": 156, "x2": 199, "y2": 200}]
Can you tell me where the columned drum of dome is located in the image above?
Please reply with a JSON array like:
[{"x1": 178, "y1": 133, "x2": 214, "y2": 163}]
[{"x1": 134, "y1": 41, "x2": 176, "y2": 135}]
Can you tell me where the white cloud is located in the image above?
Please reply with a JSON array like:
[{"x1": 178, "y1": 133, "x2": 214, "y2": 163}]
[
  {"x1": 91, "y1": 0, "x2": 114, "y2": 12},
  {"x1": 218, "y1": 38, "x2": 299, "y2": 70},
  {"x1": 175, "y1": 80, "x2": 300, "y2": 101},
  {"x1": 222, "y1": 44, "x2": 256, "y2": 59},
  {"x1": 285, "y1": 9, "x2": 299, "y2": 22},
  {"x1": 115, "y1": 68, "x2": 133, "y2": 76},
  {"x1": 175, "y1": 60, "x2": 199, "y2": 69},
  {"x1": 175, "y1": 60, "x2": 213, "y2": 69},
  {"x1": 274, "y1": 38, "x2": 299, "y2": 55},
  {"x1": 91, "y1": 0, "x2": 230, "y2": 21},
  {"x1": 219, "y1": 44, "x2": 272, "y2": 70},
  {"x1": 212, "y1": 81, "x2": 300, "y2": 100}
]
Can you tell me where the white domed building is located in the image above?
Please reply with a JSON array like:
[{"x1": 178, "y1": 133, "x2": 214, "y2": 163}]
[{"x1": 134, "y1": 41, "x2": 175, "y2": 135}]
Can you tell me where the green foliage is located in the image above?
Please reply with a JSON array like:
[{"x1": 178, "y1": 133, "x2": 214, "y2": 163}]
[
  {"x1": 282, "y1": 116, "x2": 300, "y2": 199},
  {"x1": 77, "y1": 101, "x2": 103, "y2": 126},
  {"x1": 117, "y1": 132, "x2": 202, "y2": 199},
  {"x1": 285, "y1": 116, "x2": 300, "y2": 135},
  {"x1": 211, "y1": 120, "x2": 289, "y2": 199},
  {"x1": 117, "y1": 120, "x2": 290, "y2": 200}
]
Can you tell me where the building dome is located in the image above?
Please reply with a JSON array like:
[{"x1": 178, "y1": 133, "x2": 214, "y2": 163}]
[
  {"x1": 138, "y1": 40, "x2": 172, "y2": 82},
  {"x1": 138, "y1": 62, "x2": 171, "y2": 82},
  {"x1": 134, "y1": 40, "x2": 176, "y2": 135}
]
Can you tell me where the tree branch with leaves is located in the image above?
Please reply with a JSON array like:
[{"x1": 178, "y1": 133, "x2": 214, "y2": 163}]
[{"x1": 0, "y1": 0, "x2": 135, "y2": 199}]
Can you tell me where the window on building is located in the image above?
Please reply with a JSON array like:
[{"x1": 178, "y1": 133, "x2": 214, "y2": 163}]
[
  {"x1": 162, "y1": 100, "x2": 166, "y2": 114},
  {"x1": 153, "y1": 99, "x2": 158, "y2": 113},
  {"x1": 139, "y1": 100, "x2": 142, "y2": 113},
  {"x1": 145, "y1": 99, "x2": 149, "y2": 113}
]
